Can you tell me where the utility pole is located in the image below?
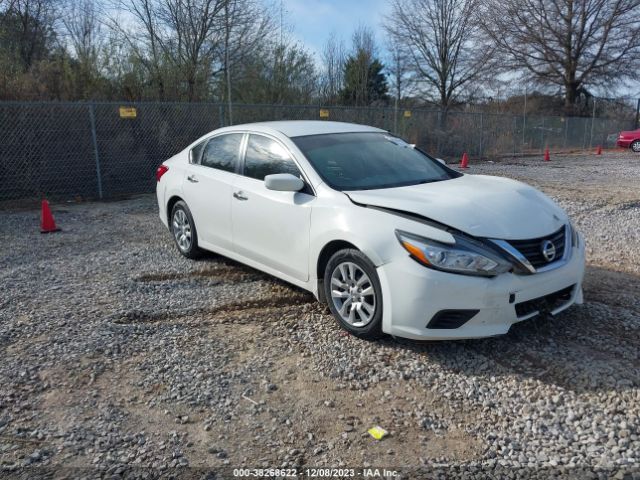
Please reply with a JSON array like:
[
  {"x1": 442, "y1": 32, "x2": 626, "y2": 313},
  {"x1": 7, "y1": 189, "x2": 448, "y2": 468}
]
[
  {"x1": 280, "y1": 0, "x2": 284, "y2": 49},
  {"x1": 224, "y1": 0, "x2": 233, "y2": 125},
  {"x1": 394, "y1": 95, "x2": 398, "y2": 134},
  {"x1": 522, "y1": 86, "x2": 527, "y2": 146},
  {"x1": 589, "y1": 97, "x2": 596, "y2": 148},
  {"x1": 393, "y1": 46, "x2": 400, "y2": 134}
]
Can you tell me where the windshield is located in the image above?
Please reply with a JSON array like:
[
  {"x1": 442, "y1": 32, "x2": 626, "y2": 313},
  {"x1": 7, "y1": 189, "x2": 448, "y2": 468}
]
[{"x1": 292, "y1": 132, "x2": 457, "y2": 191}]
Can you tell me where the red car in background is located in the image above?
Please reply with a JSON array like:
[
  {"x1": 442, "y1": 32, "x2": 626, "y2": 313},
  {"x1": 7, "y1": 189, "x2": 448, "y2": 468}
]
[{"x1": 617, "y1": 129, "x2": 640, "y2": 152}]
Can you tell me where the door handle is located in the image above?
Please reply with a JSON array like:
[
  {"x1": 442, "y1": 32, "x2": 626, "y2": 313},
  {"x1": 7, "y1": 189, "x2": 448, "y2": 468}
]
[
  {"x1": 233, "y1": 191, "x2": 248, "y2": 201},
  {"x1": 187, "y1": 175, "x2": 198, "y2": 183}
]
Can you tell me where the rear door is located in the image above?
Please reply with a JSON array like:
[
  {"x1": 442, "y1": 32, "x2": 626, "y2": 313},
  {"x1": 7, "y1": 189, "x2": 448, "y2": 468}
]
[
  {"x1": 181, "y1": 133, "x2": 243, "y2": 251},
  {"x1": 231, "y1": 133, "x2": 314, "y2": 282}
]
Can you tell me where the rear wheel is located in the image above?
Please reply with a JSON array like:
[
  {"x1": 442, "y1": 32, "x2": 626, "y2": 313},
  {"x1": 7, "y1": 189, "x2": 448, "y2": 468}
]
[
  {"x1": 323, "y1": 249, "x2": 384, "y2": 340},
  {"x1": 631, "y1": 140, "x2": 640, "y2": 153},
  {"x1": 170, "y1": 201, "x2": 202, "y2": 259}
]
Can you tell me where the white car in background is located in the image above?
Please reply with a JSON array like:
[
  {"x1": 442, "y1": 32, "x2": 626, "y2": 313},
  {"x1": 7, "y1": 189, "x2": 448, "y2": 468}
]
[{"x1": 156, "y1": 121, "x2": 585, "y2": 340}]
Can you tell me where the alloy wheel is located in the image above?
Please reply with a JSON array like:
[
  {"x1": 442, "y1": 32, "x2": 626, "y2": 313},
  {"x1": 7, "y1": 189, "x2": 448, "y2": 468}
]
[
  {"x1": 632, "y1": 141, "x2": 640, "y2": 153},
  {"x1": 172, "y1": 209, "x2": 192, "y2": 252},
  {"x1": 330, "y1": 261, "x2": 376, "y2": 327}
]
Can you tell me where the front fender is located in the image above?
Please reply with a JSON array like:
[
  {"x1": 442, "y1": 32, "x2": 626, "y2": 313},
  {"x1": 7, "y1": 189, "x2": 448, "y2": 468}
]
[
  {"x1": 310, "y1": 202, "x2": 455, "y2": 270},
  {"x1": 310, "y1": 203, "x2": 455, "y2": 335}
]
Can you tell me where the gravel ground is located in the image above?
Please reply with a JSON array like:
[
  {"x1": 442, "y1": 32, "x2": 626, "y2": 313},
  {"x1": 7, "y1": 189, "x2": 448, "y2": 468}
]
[{"x1": 0, "y1": 151, "x2": 639, "y2": 478}]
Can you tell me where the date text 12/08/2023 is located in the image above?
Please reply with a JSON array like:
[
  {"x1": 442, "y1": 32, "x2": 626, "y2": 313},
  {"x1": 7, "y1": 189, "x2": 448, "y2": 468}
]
[{"x1": 232, "y1": 468, "x2": 399, "y2": 478}]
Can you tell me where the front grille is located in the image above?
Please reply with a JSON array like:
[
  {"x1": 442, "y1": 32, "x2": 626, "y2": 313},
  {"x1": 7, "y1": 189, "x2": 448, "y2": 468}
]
[
  {"x1": 508, "y1": 226, "x2": 566, "y2": 269},
  {"x1": 427, "y1": 309, "x2": 479, "y2": 329},
  {"x1": 515, "y1": 285, "x2": 574, "y2": 318}
]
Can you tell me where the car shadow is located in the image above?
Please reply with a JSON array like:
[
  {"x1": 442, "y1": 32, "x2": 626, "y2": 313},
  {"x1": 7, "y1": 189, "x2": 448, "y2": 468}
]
[
  {"x1": 380, "y1": 265, "x2": 640, "y2": 395},
  {"x1": 187, "y1": 251, "x2": 638, "y2": 395}
]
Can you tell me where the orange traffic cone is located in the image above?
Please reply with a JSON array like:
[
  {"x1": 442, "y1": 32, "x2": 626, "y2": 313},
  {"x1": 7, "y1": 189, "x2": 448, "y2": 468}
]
[
  {"x1": 544, "y1": 147, "x2": 550, "y2": 162},
  {"x1": 40, "y1": 199, "x2": 60, "y2": 233},
  {"x1": 596, "y1": 145, "x2": 602, "y2": 155},
  {"x1": 459, "y1": 152, "x2": 469, "y2": 169}
]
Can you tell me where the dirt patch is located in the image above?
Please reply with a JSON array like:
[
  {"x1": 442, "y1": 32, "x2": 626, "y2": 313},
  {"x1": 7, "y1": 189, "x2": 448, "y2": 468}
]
[
  {"x1": 113, "y1": 290, "x2": 316, "y2": 325},
  {"x1": 157, "y1": 321, "x2": 485, "y2": 468},
  {"x1": 136, "y1": 263, "x2": 268, "y2": 284}
]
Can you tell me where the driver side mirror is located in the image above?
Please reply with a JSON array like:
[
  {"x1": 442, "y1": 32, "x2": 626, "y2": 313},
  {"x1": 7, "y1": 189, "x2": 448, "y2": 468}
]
[{"x1": 264, "y1": 173, "x2": 305, "y2": 192}]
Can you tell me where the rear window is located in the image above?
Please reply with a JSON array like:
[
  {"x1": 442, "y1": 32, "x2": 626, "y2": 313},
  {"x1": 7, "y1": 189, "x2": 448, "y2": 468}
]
[
  {"x1": 200, "y1": 133, "x2": 243, "y2": 173},
  {"x1": 189, "y1": 140, "x2": 206, "y2": 164}
]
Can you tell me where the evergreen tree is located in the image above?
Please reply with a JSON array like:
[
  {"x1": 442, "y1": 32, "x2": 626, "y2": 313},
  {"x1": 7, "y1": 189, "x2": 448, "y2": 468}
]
[{"x1": 340, "y1": 49, "x2": 388, "y2": 106}]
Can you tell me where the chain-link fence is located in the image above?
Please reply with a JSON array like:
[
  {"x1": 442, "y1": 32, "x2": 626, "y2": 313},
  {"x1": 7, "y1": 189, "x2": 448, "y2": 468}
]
[{"x1": 0, "y1": 101, "x2": 636, "y2": 202}]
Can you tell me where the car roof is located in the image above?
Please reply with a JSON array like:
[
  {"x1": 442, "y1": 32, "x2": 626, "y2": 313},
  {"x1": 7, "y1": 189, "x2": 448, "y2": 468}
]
[{"x1": 218, "y1": 120, "x2": 386, "y2": 138}]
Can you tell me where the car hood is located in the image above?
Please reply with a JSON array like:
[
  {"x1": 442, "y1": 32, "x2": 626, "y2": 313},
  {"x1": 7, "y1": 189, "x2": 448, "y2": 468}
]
[
  {"x1": 346, "y1": 174, "x2": 567, "y2": 240},
  {"x1": 619, "y1": 130, "x2": 640, "y2": 137}
]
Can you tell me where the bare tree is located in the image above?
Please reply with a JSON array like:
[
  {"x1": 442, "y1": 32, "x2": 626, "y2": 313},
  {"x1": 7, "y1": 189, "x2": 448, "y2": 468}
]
[
  {"x1": 157, "y1": 0, "x2": 227, "y2": 101},
  {"x1": 109, "y1": 0, "x2": 168, "y2": 99},
  {"x1": 63, "y1": 0, "x2": 100, "y2": 60},
  {"x1": 266, "y1": 41, "x2": 317, "y2": 104},
  {"x1": 218, "y1": 0, "x2": 274, "y2": 120},
  {"x1": 320, "y1": 33, "x2": 346, "y2": 104},
  {"x1": 3, "y1": 0, "x2": 59, "y2": 69},
  {"x1": 385, "y1": 38, "x2": 415, "y2": 131},
  {"x1": 226, "y1": 2, "x2": 316, "y2": 105},
  {"x1": 62, "y1": 0, "x2": 103, "y2": 97},
  {"x1": 386, "y1": 39, "x2": 414, "y2": 107},
  {"x1": 0, "y1": 0, "x2": 19, "y2": 11},
  {"x1": 351, "y1": 24, "x2": 376, "y2": 59},
  {"x1": 483, "y1": 0, "x2": 640, "y2": 112},
  {"x1": 384, "y1": 0, "x2": 494, "y2": 110},
  {"x1": 112, "y1": 0, "x2": 227, "y2": 101}
]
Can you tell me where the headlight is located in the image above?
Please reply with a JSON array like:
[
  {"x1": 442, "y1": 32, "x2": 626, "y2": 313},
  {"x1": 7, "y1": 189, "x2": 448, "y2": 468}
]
[{"x1": 396, "y1": 230, "x2": 512, "y2": 277}]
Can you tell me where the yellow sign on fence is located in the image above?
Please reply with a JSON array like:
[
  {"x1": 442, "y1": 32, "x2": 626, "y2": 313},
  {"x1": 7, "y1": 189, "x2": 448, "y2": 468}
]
[
  {"x1": 319, "y1": 108, "x2": 330, "y2": 118},
  {"x1": 119, "y1": 106, "x2": 137, "y2": 119},
  {"x1": 403, "y1": 110, "x2": 412, "y2": 118}
]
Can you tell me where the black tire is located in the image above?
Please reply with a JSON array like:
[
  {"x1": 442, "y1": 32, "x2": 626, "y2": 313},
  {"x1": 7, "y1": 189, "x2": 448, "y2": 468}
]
[
  {"x1": 323, "y1": 248, "x2": 384, "y2": 340},
  {"x1": 170, "y1": 200, "x2": 202, "y2": 259},
  {"x1": 631, "y1": 140, "x2": 640, "y2": 153}
]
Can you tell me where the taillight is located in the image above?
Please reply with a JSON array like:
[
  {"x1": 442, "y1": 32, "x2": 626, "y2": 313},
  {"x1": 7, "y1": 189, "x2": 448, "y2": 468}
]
[{"x1": 156, "y1": 165, "x2": 169, "y2": 182}]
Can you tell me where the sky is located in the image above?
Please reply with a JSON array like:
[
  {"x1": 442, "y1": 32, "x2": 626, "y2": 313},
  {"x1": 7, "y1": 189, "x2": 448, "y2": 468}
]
[
  {"x1": 280, "y1": 0, "x2": 640, "y2": 98},
  {"x1": 282, "y1": 0, "x2": 390, "y2": 60}
]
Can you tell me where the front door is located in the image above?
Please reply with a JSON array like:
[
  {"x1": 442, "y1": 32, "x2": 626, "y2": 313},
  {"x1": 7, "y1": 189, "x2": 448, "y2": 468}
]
[{"x1": 231, "y1": 134, "x2": 313, "y2": 282}]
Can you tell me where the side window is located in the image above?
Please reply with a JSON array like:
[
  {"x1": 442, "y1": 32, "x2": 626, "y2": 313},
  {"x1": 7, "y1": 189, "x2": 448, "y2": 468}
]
[
  {"x1": 189, "y1": 140, "x2": 206, "y2": 164},
  {"x1": 200, "y1": 133, "x2": 243, "y2": 173},
  {"x1": 243, "y1": 134, "x2": 301, "y2": 181}
]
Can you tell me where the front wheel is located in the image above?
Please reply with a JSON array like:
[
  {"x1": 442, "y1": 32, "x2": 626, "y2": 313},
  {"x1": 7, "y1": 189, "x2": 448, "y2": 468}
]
[
  {"x1": 170, "y1": 201, "x2": 202, "y2": 259},
  {"x1": 323, "y1": 249, "x2": 384, "y2": 340},
  {"x1": 631, "y1": 140, "x2": 640, "y2": 153}
]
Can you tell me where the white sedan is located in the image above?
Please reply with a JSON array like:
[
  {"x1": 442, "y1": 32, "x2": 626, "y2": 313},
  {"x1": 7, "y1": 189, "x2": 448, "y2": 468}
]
[{"x1": 156, "y1": 121, "x2": 585, "y2": 340}]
